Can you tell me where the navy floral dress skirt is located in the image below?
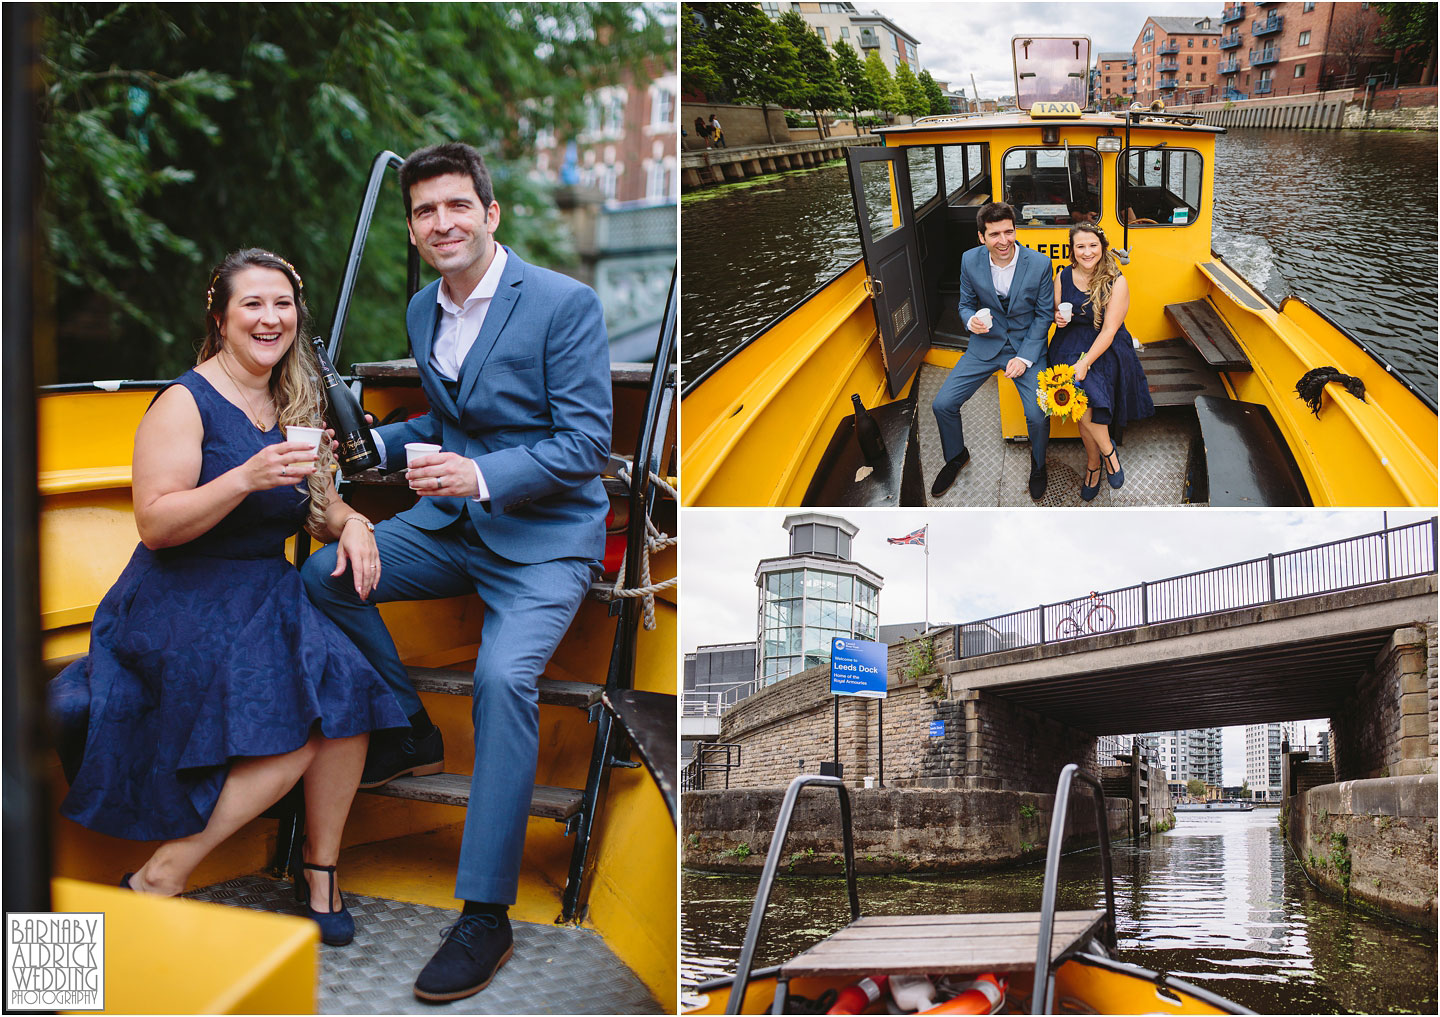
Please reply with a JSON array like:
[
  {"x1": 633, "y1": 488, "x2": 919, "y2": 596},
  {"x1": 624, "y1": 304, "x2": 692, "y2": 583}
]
[
  {"x1": 1048, "y1": 266, "x2": 1155, "y2": 428},
  {"x1": 49, "y1": 370, "x2": 406, "y2": 841}
]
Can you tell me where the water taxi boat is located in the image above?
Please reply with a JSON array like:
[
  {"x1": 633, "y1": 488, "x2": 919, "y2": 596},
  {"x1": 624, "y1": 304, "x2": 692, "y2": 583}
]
[
  {"x1": 17, "y1": 151, "x2": 678, "y2": 1013},
  {"x1": 680, "y1": 36, "x2": 1436, "y2": 508},
  {"x1": 685, "y1": 765, "x2": 1254, "y2": 1015}
]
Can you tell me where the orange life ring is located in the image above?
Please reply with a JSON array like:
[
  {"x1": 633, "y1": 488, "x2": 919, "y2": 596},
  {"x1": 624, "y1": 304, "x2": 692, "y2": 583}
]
[
  {"x1": 918, "y1": 973, "x2": 1006, "y2": 1014},
  {"x1": 826, "y1": 974, "x2": 888, "y2": 1014}
]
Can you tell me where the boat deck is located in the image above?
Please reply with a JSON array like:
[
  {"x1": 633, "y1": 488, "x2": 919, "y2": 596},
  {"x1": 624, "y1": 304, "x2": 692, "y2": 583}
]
[
  {"x1": 915, "y1": 364, "x2": 1203, "y2": 507},
  {"x1": 780, "y1": 910, "x2": 1108, "y2": 978},
  {"x1": 184, "y1": 875, "x2": 664, "y2": 1014}
]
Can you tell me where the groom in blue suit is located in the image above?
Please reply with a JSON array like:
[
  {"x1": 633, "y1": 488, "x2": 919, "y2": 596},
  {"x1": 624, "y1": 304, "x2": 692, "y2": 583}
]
[
  {"x1": 931, "y1": 201, "x2": 1054, "y2": 500},
  {"x1": 302, "y1": 143, "x2": 610, "y2": 1001}
]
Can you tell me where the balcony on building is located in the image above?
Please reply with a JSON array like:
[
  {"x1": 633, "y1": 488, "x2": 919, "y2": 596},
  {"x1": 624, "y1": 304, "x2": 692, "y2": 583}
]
[
  {"x1": 1220, "y1": 4, "x2": 1246, "y2": 25},
  {"x1": 1124, "y1": 72, "x2": 1136, "y2": 81},
  {"x1": 858, "y1": 28, "x2": 879, "y2": 51},
  {"x1": 1158, "y1": 59, "x2": 1179, "y2": 72},
  {"x1": 1159, "y1": 40, "x2": 1180, "y2": 55},
  {"x1": 1224, "y1": 86, "x2": 1248, "y2": 101},
  {"x1": 1219, "y1": 32, "x2": 1241, "y2": 49},
  {"x1": 1254, "y1": 79, "x2": 1273, "y2": 94},
  {"x1": 1219, "y1": 58, "x2": 1241, "y2": 75},
  {"x1": 1249, "y1": 47, "x2": 1278, "y2": 66},
  {"x1": 1251, "y1": 14, "x2": 1282, "y2": 36},
  {"x1": 1158, "y1": 79, "x2": 1179, "y2": 91}
]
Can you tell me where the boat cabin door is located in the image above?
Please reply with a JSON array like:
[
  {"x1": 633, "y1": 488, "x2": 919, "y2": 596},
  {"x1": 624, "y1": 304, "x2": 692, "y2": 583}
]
[{"x1": 846, "y1": 145, "x2": 928, "y2": 397}]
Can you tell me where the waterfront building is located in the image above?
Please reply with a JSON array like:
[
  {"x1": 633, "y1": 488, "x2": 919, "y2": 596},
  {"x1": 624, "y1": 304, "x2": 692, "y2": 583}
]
[
  {"x1": 1094, "y1": 51, "x2": 1133, "y2": 109},
  {"x1": 1130, "y1": 15, "x2": 1221, "y2": 107},
  {"x1": 756, "y1": 513, "x2": 884, "y2": 686},
  {"x1": 760, "y1": 2, "x2": 921, "y2": 73},
  {"x1": 1146, "y1": 728, "x2": 1222, "y2": 787},
  {"x1": 1245, "y1": 721, "x2": 1297, "y2": 802},
  {"x1": 1215, "y1": 2, "x2": 1392, "y2": 102},
  {"x1": 1097, "y1": 733, "x2": 1159, "y2": 769},
  {"x1": 681, "y1": 641, "x2": 758, "y2": 768}
]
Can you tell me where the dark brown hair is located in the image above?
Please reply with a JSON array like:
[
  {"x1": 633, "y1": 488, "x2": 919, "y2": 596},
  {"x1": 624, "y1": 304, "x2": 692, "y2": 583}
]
[
  {"x1": 976, "y1": 201, "x2": 1017, "y2": 234},
  {"x1": 399, "y1": 142, "x2": 494, "y2": 218}
]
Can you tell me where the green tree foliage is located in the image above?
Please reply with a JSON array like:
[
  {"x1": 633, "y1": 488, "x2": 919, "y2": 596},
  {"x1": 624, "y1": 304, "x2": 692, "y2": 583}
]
[
  {"x1": 918, "y1": 69, "x2": 949, "y2": 117},
  {"x1": 831, "y1": 41, "x2": 877, "y2": 126},
  {"x1": 1372, "y1": 2, "x2": 1437, "y2": 82},
  {"x1": 39, "y1": 3, "x2": 669, "y2": 381},
  {"x1": 701, "y1": 3, "x2": 802, "y2": 144},
  {"x1": 778, "y1": 11, "x2": 845, "y2": 137},
  {"x1": 1185, "y1": 778, "x2": 1206, "y2": 799},
  {"x1": 863, "y1": 50, "x2": 898, "y2": 118},
  {"x1": 681, "y1": 3, "x2": 722, "y2": 98},
  {"x1": 893, "y1": 62, "x2": 929, "y2": 118}
]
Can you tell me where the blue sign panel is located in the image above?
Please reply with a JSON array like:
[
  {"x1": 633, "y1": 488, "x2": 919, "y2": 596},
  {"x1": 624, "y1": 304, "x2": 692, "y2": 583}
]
[
  {"x1": 829, "y1": 637, "x2": 888, "y2": 699},
  {"x1": 929, "y1": 720, "x2": 945, "y2": 737}
]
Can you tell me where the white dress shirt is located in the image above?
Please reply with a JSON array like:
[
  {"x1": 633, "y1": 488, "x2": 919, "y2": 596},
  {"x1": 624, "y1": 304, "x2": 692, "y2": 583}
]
[
  {"x1": 375, "y1": 246, "x2": 509, "y2": 501},
  {"x1": 988, "y1": 250, "x2": 1031, "y2": 368}
]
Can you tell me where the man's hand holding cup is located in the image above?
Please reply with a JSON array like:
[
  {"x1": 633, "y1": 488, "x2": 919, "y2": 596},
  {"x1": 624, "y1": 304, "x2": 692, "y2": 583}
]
[{"x1": 969, "y1": 307, "x2": 993, "y2": 334}]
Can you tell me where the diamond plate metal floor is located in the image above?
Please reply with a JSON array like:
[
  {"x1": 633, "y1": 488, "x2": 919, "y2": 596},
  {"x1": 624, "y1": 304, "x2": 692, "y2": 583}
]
[
  {"x1": 916, "y1": 365, "x2": 1202, "y2": 507},
  {"x1": 184, "y1": 876, "x2": 664, "y2": 1015}
]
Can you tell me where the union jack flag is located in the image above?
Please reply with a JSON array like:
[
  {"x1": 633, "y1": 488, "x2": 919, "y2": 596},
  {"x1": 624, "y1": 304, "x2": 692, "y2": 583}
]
[{"x1": 887, "y1": 526, "x2": 927, "y2": 546}]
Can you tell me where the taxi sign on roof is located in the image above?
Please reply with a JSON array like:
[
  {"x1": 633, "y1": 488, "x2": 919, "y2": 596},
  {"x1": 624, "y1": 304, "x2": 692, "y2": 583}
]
[{"x1": 1030, "y1": 101, "x2": 1083, "y2": 119}]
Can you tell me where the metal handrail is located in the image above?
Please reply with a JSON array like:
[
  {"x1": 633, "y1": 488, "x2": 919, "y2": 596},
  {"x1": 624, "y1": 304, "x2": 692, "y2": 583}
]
[
  {"x1": 727, "y1": 775, "x2": 860, "y2": 1015},
  {"x1": 1032, "y1": 764, "x2": 1117, "y2": 1015},
  {"x1": 960, "y1": 519, "x2": 1437, "y2": 659}
]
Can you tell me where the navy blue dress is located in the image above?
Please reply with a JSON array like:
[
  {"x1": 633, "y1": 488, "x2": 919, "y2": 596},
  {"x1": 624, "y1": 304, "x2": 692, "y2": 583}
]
[
  {"x1": 1048, "y1": 266, "x2": 1155, "y2": 428},
  {"x1": 50, "y1": 370, "x2": 407, "y2": 841}
]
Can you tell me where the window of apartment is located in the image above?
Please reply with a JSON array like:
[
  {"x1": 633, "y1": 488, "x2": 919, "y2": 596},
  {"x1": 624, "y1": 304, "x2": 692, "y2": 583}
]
[
  {"x1": 1143, "y1": 26, "x2": 1153, "y2": 41},
  {"x1": 1201, "y1": 73, "x2": 1206, "y2": 81},
  {"x1": 1294, "y1": 63, "x2": 1306, "y2": 78},
  {"x1": 1186, "y1": 72, "x2": 1192, "y2": 81},
  {"x1": 815, "y1": 26, "x2": 826, "y2": 43},
  {"x1": 1187, "y1": 55, "x2": 1193, "y2": 64},
  {"x1": 1299, "y1": 30, "x2": 1311, "y2": 45},
  {"x1": 1304, "y1": 0, "x2": 1316, "y2": 9},
  {"x1": 1001, "y1": 146, "x2": 1102, "y2": 226},
  {"x1": 840, "y1": 26, "x2": 849, "y2": 39},
  {"x1": 1201, "y1": 55, "x2": 1208, "y2": 64},
  {"x1": 1105, "y1": 76, "x2": 1111, "y2": 83},
  {"x1": 760, "y1": 1, "x2": 781, "y2": 16},
  {"x1": 650, "y1": 85, "x2": 674, "y2": 127},
  {"x1": 1202, "y1": 38, "x2": 1209, "y2": 47},
  {"x1": 1188, "y1": 37, "x2": 1194, "y2": 47}
]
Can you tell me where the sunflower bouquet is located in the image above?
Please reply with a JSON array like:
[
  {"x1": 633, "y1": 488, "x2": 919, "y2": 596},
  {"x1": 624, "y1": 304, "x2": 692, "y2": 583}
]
[{"x1": 1035, "y1": 363, "x2": 1089, "y2": 422}]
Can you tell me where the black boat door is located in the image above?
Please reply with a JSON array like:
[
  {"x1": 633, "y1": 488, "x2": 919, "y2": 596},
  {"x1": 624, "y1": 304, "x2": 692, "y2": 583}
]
[{"x1": 846, "y1": 145, "x2": 928, "y2": 397}]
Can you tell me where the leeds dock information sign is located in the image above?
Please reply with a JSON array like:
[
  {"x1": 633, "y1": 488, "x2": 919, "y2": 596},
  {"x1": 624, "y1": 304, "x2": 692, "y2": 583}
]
[{"x1": 829, "y1": 637, "x2": 888, "y2": 698}]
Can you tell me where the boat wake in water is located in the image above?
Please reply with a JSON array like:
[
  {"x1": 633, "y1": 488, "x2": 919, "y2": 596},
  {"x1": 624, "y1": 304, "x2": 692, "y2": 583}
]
[{"x1": 1213, "y1": 229, "x2": 1287, "y2": 304}]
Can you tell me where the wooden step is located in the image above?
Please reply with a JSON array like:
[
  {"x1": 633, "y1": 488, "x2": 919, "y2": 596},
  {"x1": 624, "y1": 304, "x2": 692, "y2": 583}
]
[
  {"x1": 363, "y1": 772, "x2": 583, "y2": 821},
  {"x1": 1163, "y1": 299, "x2": 1252, "y2": 372},
  {"x1": 407, "y1": 665, "x2": 602, "y2": 709}
]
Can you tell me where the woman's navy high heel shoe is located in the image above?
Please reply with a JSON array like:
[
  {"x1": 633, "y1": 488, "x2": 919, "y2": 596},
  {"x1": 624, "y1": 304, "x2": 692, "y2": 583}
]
[
  {"x1": 296, "y1": 862, "x2": 355, "y2": 946},
  {"x1": 1080, "y1": 465, "x2": 1102, "y2": 502},
  {"x1": 1102, "y1": 445, "x2": 1125, "y2": 489}
]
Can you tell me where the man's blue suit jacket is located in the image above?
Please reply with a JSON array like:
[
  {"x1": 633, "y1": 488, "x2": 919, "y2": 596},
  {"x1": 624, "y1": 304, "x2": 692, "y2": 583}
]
[
  {"x1": 956, "y1": 244, "x2": 1055, "y2": 367},
  {"x1": 376, "y1": 246, "x2": 612, "y2": 566}
]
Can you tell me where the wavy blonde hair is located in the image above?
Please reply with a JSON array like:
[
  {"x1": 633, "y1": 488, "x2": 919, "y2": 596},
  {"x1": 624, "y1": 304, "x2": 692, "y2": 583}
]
[
  {"x1": 1068, "y1": 224, "x2": 1123, "y2": 331},
  {"x1": 198, "y1": 248, "x2": 334, "y2": 537}
]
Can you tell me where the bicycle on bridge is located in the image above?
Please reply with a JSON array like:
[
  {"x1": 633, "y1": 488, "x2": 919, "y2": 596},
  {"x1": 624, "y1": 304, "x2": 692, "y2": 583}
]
[{"x1": 1053, "y1": 591, "x2": 1116, "y2": 639}]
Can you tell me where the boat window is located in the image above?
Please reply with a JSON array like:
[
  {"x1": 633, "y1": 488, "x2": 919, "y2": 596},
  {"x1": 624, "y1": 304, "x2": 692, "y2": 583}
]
[
  {"x1": 907, "y1": 147, "x2": 940, "y2": 209},
  {"x1": 1119, "y1": 147, "x2": 1203, "y2": 226},
  {"x1": 1013, "y1": 37, "x2": 1091, "y2": 109},
  {"x1": 1000, "y1": 146, "x2": 1102, "y2": 226},
  {"x1": 940, "y1": 143, "x2": 991, "y2": 205},
  {"x1": 857, "y1": 159, "x2": 900, "y2": 241}
]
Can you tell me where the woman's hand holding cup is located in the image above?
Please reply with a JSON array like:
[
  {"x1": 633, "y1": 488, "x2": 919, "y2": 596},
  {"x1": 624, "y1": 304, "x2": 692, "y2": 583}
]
[
  {"x1": 1056, "y1": 302, "x2": 1073, "y2": 326},
  {"x1": 246, "y1": 440, "x2": 318, "y2": 491}
]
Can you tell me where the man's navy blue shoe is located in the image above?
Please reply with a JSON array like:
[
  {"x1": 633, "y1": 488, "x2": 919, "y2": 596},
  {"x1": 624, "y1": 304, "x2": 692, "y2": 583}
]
[
  {"x1": 413, "y1": 912, "x2": 514, "y2": 1002},
  {"x1": 359, "y1": 725, "x2": 444, "y2": 789}
]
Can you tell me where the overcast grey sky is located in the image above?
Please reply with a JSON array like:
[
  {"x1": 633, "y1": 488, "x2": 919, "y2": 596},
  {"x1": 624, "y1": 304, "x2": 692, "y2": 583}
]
[
  {"x1": 681, "y1": 508, "x2": 1434, "y2": 783},
  {"x1": 865, "y1": 1, "x2": 1218, "y2": 99}
]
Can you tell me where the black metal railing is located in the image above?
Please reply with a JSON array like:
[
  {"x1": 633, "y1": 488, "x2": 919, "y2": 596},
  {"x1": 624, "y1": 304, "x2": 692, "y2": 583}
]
[
  {"x1": 959, "y1": 520, "x2": 1436, "y2": 659},
  {"x1": 681, "y1": 742, "x2": 743, "y2": 791}
]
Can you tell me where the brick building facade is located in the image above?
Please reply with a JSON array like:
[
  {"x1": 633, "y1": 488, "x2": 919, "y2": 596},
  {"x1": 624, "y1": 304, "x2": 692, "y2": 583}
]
[
  {"x1": 1132, "y1": 15, "x2": 1223, "y2": 106},
  {"x1": 1094, "y1": 50, "x2": 1134, "y2": 109},
  {"x1": 1217, "y1": 2, "x2": 1391, "y2": 101}
]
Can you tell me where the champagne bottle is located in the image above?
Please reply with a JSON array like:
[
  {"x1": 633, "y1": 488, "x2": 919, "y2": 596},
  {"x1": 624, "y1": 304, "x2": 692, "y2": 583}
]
[
  {"x1": 311, "y1": 336, "x2": 380, "y2": 476},
  {"x1": 851, "y1": 393, "x2": 884, "y2": 464}
]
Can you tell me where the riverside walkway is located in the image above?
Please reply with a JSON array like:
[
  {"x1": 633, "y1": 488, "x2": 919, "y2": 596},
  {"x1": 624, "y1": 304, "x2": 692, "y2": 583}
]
[{"x1": 682, "y1": 135, "x2": 879, "y2": 190}]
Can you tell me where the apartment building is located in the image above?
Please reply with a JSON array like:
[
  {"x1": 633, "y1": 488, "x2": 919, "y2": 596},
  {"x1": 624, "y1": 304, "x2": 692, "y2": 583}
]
[
  {"x1": 762, "y1": 2, "x2": 922, "y2": 73},
  {"x1": 1094, "y1": 50, "x2": 1134, "y2": 108},
  {"x1": 1217, "y1": 2, "x2": 1391, "y2": 101},
  {"x1": 1131, "y1": 15, "x2": 1222, "y2": 106},
  {"x1": 1245, "y1": 721, "x2": 1297, "y2": 801},
  {"x1": 1146, "y1": 728, "x2": 1223, "y2": 788}
]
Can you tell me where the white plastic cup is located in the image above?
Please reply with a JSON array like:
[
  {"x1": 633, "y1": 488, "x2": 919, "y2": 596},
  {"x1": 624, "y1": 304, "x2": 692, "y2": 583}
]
[
  {"x1": 1057, "y1": 302, "x2": 1073, "y2": 325},
  {"x1": 405, "y1": 442, "x2": 442, "y2": 467},
  {"x1": 974, "y1": 307, "x2": 993, "y2": 329},
  {"x1": 284, "y1": 426, "x2": 324, "y2": 455}
]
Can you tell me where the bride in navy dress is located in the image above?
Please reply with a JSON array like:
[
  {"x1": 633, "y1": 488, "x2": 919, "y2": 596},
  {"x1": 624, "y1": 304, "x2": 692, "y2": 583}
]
[
  {"x1": 49, "y1": 249, "x2": 407, "y2": 945},
  {"x1": 1048, "y1": 223, "x2": 1155, "y2": 500}
]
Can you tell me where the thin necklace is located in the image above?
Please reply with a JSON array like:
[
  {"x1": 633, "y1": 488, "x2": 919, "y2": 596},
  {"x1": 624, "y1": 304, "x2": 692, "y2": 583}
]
[{"x1": 216, "y1": 348, "x2": 274, "y2": 430}]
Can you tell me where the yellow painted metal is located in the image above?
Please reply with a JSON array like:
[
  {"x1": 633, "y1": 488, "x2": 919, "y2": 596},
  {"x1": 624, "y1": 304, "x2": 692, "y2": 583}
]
[
  {"x1": 683, "y1": 113, "x2": 1435, "y2": 506},
  {"x1": 51, "y1": 878, "x2": 316, "y2": 1014}
]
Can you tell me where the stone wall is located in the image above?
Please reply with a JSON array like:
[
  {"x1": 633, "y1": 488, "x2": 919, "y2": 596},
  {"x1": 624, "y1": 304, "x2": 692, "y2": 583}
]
[
  {"x1": 1330, "y1": 626, "x2": 1435, "y2": 780},
  {"x1": 681, "y1": 102, "x2": 790, "y2": 149},
  {"x1": 682, "y1": 784, "x2": 1129, "y2": 874},
  {"x1": 1285, "y1": 774, "x2": 1437, "y2": 929},
  {"x1": 957, "y1": 686, "x2": 1099, "y2": 791},
  {"x1": 1343, "y1": 87, "x2": 1439, "y2": 130}
]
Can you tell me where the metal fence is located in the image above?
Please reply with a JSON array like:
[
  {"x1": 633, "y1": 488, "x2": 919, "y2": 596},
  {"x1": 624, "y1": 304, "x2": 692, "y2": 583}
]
[
  {"x1": 959, "y1": 519, "x2": 1436, "y2": 659},
  {"x1": 680, "y1": 742, "x2": 743, "y2": 792}
]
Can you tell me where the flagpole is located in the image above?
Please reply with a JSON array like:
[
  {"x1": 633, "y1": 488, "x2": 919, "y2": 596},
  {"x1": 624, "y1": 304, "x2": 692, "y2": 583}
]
[{"x1": 924, "y1": 524, "x2": 930, "y2": 634}]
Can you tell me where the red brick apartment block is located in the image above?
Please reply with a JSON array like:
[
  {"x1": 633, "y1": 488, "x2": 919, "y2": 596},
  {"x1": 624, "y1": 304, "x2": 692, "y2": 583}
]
[{"x1": 1214, "y1": 2, "x2": 1391, "y2": 102}]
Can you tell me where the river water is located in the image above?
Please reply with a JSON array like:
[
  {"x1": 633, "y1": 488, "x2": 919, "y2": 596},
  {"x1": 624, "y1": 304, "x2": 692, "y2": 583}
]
[
  {"x1": 680, "y1": 129, "x2": 1438, "y2": 402},
  {"x1": 682, "y1": 811, "x2": 1437, "y2": 1014}
]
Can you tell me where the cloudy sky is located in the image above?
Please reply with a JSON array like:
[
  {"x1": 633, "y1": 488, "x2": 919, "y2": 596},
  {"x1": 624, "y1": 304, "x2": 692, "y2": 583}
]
[
  {"x1": 682, "y1": 508, "x2": 1433, "y2": 783},
  {"x1": 865, "y1": 2, "x2": 1218, "y2": 99}
]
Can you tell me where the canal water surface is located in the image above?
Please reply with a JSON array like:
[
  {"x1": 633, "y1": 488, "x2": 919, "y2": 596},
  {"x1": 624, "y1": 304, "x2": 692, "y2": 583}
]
[
  {"x1": 682, "y1": 810, "x2": 1437, "y2": 1014},
  {"x1": 680, "y1": 128, "x2": 1438, "y2": 403}
]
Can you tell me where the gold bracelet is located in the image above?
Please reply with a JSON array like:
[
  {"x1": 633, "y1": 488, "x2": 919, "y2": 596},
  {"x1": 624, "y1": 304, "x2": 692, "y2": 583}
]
[{"x1": 342, "y1": 515, "x2": 374, "y2": 534}]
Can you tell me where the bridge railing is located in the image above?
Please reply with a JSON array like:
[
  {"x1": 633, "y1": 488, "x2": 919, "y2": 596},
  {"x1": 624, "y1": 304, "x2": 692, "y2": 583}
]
[{"x1": 959, "y1": 519, "x2": 1436, "y2": 658}]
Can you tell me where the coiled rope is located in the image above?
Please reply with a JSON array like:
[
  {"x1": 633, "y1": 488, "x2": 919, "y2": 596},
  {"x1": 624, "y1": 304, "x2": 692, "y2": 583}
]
[{"x1": 601, "y1": 463, "x2": 678, "y2": 630}]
